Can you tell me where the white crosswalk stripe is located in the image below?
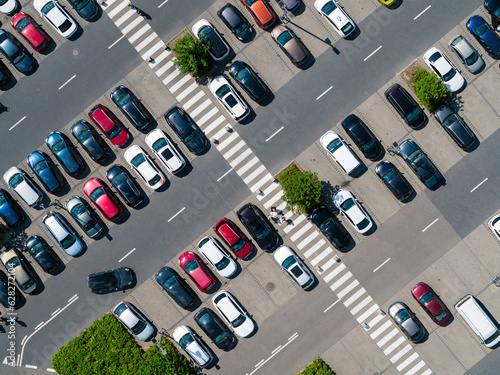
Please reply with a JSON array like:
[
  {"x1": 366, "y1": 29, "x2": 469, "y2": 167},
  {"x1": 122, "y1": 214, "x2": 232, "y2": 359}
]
[
  {"x1": 303, "y1": 238, "x2": 326, "y2": 258},
  {"x1": 390, "y1": 344, "x2": 412, "y2": 363},
  {"x1": 344, "y1": 288, "x2": 366, "y2": 308},
  {"x1": 396, "y1": 353, "x2": 419, "y2": 372},
  {"x1": 369, "y1": 320, "x2": 392, "y2": 339}
]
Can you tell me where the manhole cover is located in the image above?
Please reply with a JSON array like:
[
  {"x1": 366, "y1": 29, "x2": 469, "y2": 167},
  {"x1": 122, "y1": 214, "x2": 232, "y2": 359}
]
[
  {"x1": 266, "y1": 282, "x2": 275, "y2": 291},
  {"x1": 72, "y1": 49, "x2": 80, "y2": 57}
]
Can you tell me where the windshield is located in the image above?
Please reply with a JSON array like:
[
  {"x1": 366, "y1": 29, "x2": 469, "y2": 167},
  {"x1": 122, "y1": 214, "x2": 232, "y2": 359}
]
[
  {"x1": 183, "y1": 129, "x2": 197, "y2": 143},
  {"x1": 232, "y1": 239, "x2": 246, "y2": 252},
  {"x1": 107, "y1": 125, "x2": 122, "y2": 139},
  {"x1": 111, "y1": 172, "x2": 127, "y2": 187},
  {"x1": 357, "y1": 218, "x2": 370, "y2": 230},
  {"x1": 361, "y1": 138, "x2": 375, "y2": 151},
  {"x1": 76, "y1": 129, "x2": 91, "y2": 142},
  {"x1": 327, "y1": 139, "x2": 343, "y2": 153},
  {"x1": 89, "y1": 187, "x2": 105, "y2": 201},
  {"x1": 9, "y1": 174, "x2": 24, "y2": 189},
  {"x1": 116, "y1": 94, "x2": 131, "y2": 107},
  {"x1": 341, "y1": 23, "x2": 354, "y2": 35},
  {"x1": 215, "y1": 257, "x2": 230, "y2": 271},
  {"x1": 33, "y1": 161, "x2": 49, "y2": 174},
  {"x1": 6, "y1": 256, "x2": 20, "y2": 269},
  {"x1": 29, "y1": 242, "x2": 43, "y2": 256},
  {"x1": 277, "y1": 31, "x2": 293, "y2": 46},
  {"x1": 51, "y1": 140, "x2": 66, "y2": 153},
  {"x1": 148, "y1": 174, "x2": 162, "y2": 186},
  {"x1": 41, "y1": 2, "x2": 55, "y2": 15},
  {"x1": 12, "y1": 50, "x2": 26, "y2": 65},
  {"x1": 436, "y1": 311, "x2": 447, "y2": 322},
  {"x1": 321, "y1": 1, "x2": 337, "y2": 15},
  {"x1": 72, "y1": 0, "x2": 91, "y2": 10},
  {"x1": 407, "y1": 150, "x2": 421, "y2": 163},
  {"x1": 216, "y1": 85, "x2": 231, "y2": 99},
  {"x1": 255, "y1": 227, "x2": 270, "y2": 240},
  {"x1": 340, "y1": 198, "x2": 355, "y2": 212},
  {"x1": 442, "y1": 68, "x2": 456, "y2": 82},
  {"x1": 232, "y1": 314, "x2": 246, "y2": 328},
  {"x1": 179, "y1": 333, "x2": 194, "y2": 349},
  {"x1": 406, "y1": 107, "x2": 422, "y2": 122},
  {"x1": 475, "y1": 23, "x2": 489, "y2": 37},
  {"x1": 234, "y1": 22, "x2": 247, "y2": 35},
  {"x1": 162, "y1": 275, "x2": 177, "y2": 289},
  {"x1": 15, "y1": 18, "x2": 30, "y2": 32},
  {"x1": 0, "y1": 195, "x2": 6, "y2": 206},
  {"x1": 131, "y1": 320, "x2": 147, "y2": 335},
  {"x1": 382, "y1": 169, "x2": 397, "y2": 183},
  {"x1": 184, "y1": 259, "x2": 199, "y2": 273},
  {"x1": 130, "y1": 154, "x2": 145, "y2": 168},
  {"x1": 466, "y1": 51, "x2": 479, "y2": 65},
  {"x1": 394, "y1": 309, "x2": 410, "y2": 324},
  {"x1": 60, "y1": 234, "x2": 76, "y2": 249},
  {"x1": 236, "y1": 68, "x2": 250, "y2": 82},
  {"x1": 443, "y1": 114, "x2": 459, "y2": 127},
  {"x1": 282, "y1": 255, "x2": 295, "y2": 270},
  {"x1": 485, "y1": 330, "x2": 500, "y2": 345},
  {"x1": 152, "y1": 138, "x2": 168, "y2": 152}
]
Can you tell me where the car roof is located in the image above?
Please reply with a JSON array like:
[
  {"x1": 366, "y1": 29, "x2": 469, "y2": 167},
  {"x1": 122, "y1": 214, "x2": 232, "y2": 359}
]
[{"x1": 215, "y1": 293, "x2": 240, "y2": 320}]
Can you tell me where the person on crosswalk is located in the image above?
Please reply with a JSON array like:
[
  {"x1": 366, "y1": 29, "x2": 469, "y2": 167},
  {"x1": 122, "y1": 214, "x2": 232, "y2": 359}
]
[{"x1": 128, "y1": 3, "x2": 143, "y2": 15}]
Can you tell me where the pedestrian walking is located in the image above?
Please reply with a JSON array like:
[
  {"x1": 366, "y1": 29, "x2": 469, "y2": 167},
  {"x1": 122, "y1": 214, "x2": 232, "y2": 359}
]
[{"x1": 128, "y1": 3, "x2": 143, "y2": 15}]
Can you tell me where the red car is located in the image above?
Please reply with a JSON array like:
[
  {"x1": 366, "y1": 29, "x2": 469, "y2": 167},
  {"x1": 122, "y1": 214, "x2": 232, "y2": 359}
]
[
  {"x1": 411, "y1": 282, "x2": 451, "y2": 325},
  {"x1": 84, "y1": 178, "x2": 123, "y2": 221},
  {"x1": 11, "y1": 12, "x2": 50, "y2": 52},
  {"x1": 240, "y1": 0, "x2": 277, "y2": 30},
  {"x1": 88, "y1": 104, "x2": 129, "y2": 147},
  {"x1": 179, "y1": 251, "x2": 216, "y2": 293},
  {"x1": 213, "y1": 218, "x2": 253, "y2": 259}
]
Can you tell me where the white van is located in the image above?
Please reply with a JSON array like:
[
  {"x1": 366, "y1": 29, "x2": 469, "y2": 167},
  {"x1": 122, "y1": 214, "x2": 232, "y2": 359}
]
[{"x1": 455, "y1": 294, "x2": 500, "y2": 348}]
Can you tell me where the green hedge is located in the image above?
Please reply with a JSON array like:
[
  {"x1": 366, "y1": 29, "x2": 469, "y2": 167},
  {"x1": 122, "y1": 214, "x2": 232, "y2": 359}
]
[
  {"x1": 278, "y1": 164, "x2": 323, "y2": 215},
  {"x1": 297, "y1": 358, "x2": 336, "y2": 375},
  {"x1": 411, "y1": 69, "x2": 448, "y2": 113},
  {"x1": 52, "y1": 314, "x2": 194, "y2": 375}
]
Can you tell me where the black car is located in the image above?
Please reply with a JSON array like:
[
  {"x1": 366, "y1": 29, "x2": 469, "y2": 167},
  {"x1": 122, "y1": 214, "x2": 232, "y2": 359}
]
[
  {"x1": 25, "y1": 236, "x2": 59, "y2": 274},
  {"x1": 164, "y1": 106, "x2": 208, "y2": 155},
  {"x1": 375, "y1": 161, "x2": 414, "y2": 201},
  {"x1": 67, "y1": 0, "x2": 99, "y2": 21},
  {"x1": 229, "y1": 61, "x2": 270, "y2": 103},
  {"x1": 433, "y1": 105, "x2": 476, "y2": 150},
  {"x1": 110, "y1": 86, "x2": 152, "y2": 131},
  {"x1": 46, "y1": 131, "x2": 85, "y2": 177},
  {"x1": 237, "y1": 203, "x2": 279, "y2": 252},
  {"x1": 0, "y1": 59, "x2": 12, "y2": 87},
  {"x1": 106, "y1": 165, "x2": 144, "y2": 207},
  {"x1": 27, "y1": 151, "x2": 64, "y2": 194},
  {"x1": 218, "y1": 3, "x2": 253, "y2": 42},
  {"x1": 71, "y1": 120, "x2": 111, "y2": 164},
  {"x1": 397, "y1": 140, "x2": 443, "y2": 190},
  {"x1": 485, "y1": 0, "x2": 500, "y2": 23},
  {"x1": 385, "y1": 84, "x2": 426, "y2": 129},
  {"x1": 0, "y1": 29, "x2": 36, "y2": 75},
  {"x1": 341, "y1": 114, "x2": 382, "y2": 160},
  {"x1": 310, "y1": 206, "x2": 351, "y2": 250},
  {"x1": 194, "y1": 307, "x2": 236, "y2": 350},
  {"x1": 87, "y1": 267, "x2": 135, "y2": 294},
  {"x1": 155, "y1": 266, "x2": 197, "y2": 310},
  {"x1": 0, "y1": 188, "x2": 24, "y2": 228},
  {"x1": 0, "y1": 270, "x2": 21, "y2": 309}
]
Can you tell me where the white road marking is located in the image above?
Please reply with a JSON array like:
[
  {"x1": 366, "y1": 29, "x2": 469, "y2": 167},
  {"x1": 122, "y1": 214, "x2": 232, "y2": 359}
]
[
  {"x1": 9, "y1": 116, "x2": 26, "y2": 131},
  {"x1": 51, "y1": 308, "x2": 61, "y2": 316},
  {"x1": 108, "y1": 35, "x2": 125, "y2": 49},
  {"x1": 414, "y1": 5, "x2": 431, "y2": 20},
  {"x1": 422, "y1": 218, "x2": 439, "y2": 232},
  {"x1": 34, "y1": 322, "x2": 45, "y2": 330},
  {"x1": 67, "y1": 294, "x2": 78, "y2": 303},
  {"x1": 47, "y1": 369, "x2": 56, "y2": 373},
  {"x1": 158, "y1": 0, "x2": 169, "y2": 7},
  {"x1": 324, "y1": 298, "x2": 341, "y2": 313},
  {"x1": 21, "y1": 335, "x2": 27, "y2": 346},
  {"x1": 265, "y1": 126, "x2": 284, "y2": 142},
  {"x1": 373, "y1": 258, "x2": 390, "y2": 272},
  {"x1": 119, "y1": 248, "x2": 136, "y2": 263},
  {"x1": 470, "y1": 177, "x2": 488, "y2": 193},
  {"x1": 249, "y1": 333, "x2": 299, "y2": 375},
  {"x1": 364, "y1": 46, "x2": 382, "y2": 61},
  {"x1": 271, "y1": 345, "x2": 282, "y2": 354},
  {"x1": 288, "y1": 332, "x2": 298, "y2": 341},
  {"x1": 217, "y1": 168, "x2": 233, "y2": 182},
  {"x1": 167, "y1": 207, "x2": 185, "y2": 222},
  {"x1": 58, "y1": 75, "x2": 76, "y2": 90},
  {"x1": 316, "y1": 86, "x2": 333, "y2": 100},
  {"x1": 255, "y1": 359, "x2": 265, "y2": 368},
  {"x1": 25, "y1": 365, "x2": 37, "y2": 369}
]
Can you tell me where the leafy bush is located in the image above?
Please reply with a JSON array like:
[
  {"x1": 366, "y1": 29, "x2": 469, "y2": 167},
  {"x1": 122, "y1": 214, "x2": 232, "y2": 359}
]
[
  {"x1": 279, "y1": 164, "x2": 323, "y2": 214},
  {"x1": 411, "y1": 69, "x2": 448, "y2": 112},
  {"x1": 52, "y1": 314, "x2": 194, "y2": 375},
  {"x1": 172, "y1": 33, "x2": 211, "y2": 78},
  {"x1": 297, "y1": 358, "x2": 336, "y2": 375}
]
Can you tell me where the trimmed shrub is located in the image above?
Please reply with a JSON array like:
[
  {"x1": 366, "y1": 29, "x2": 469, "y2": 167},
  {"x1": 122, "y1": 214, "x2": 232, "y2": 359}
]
[
  {"x1": 172, "y1": 33, "x2": 211, "y2": 78},
  {"x1": 297, "y1": 358, "x2": 336, "y2": 375},
  {"x1": 411, "y1": 69, "x2": 448, "y2": 112},
  {"x1": 279, "y1": 164, "x2": 323, "y2": 215}
]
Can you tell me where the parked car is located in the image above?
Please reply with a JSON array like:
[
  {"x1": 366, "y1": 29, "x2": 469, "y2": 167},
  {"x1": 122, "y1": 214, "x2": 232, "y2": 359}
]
[
  {"x1": 375, "y1": 161, "x2": 413, "y2": 201},
  {"x1": 25, "y1": 235, "x2": 59, "y2": 274},
  {"x1": 274, "y1": 246, "x2": 314, "y2": 290},
  {"x1": 110, "y1": 86, "x2": 152, "y2": 131},
  {"x1": 164, "y1": 106, "x2": 207, "y2": 155},
  {"x1": 0, "y1": 248, "x2": 37, "y2": 293},
  {"x1": 197, "y1": 236, "x2": 237, "y2": 278},
  {"x1": 314, "y1": 0, "x2": 356, "y2": 38},
  {"x1": 212, "y1": 290, "x2": 255, "y2": 337},
  {"x1": 46, "y1": 131, "x2": 84, "y2": 177},
  {"x1": 385, "y1": 84, "x2": 426, "y2": 129},
  {"x1": 155, "y1": 266, "x2": 197, "y2": 309},
  {"x1": 87, "y1": 267, "x2": 134, "y2": 294},
  {"x1": 229, "y1": 61, "x2": 270, "y2": 103},
  {"x1": 65, "y1": 196, "x2": 103, "y2": 238},
  {"x1": 488, "y1": 214, "x2": 500, "y2": 241},
  {"x1": 43, "y1": 212, "x2": 83, "y2": 256},
  {"x1": 341, "y1": 114, "x2": 382, "y2": 160},
  {"x1": 112, "y1": 301, "x2": 154, "y2": 341},
  {"x1": 433, "y1": 105, "x2": 476, "y2": 150},
  {"x1": 3, "y1": 166, "x2": 43, "y2": 207},
  {"x1": 0, "y1": 0, "x2": 18, "y2": 15},
  {"x1": 239, "y1": 0, "x2": 277, "y2": 30},
  {"x1": 277, "y1": 0, "x2": 301, "y2": 12},
  {"x1": 71, "y1": 120, "x2": 111, "y2": 164},
  {"x1": 145, "y1": 129, "x2": 186, "y2": 175},
  {"x1": 209, "y1": 75, "x2": 250, "y2": 122},
  {"x1": 192, "y1": 19, "x2": 230, "y2": 61},
  {"x1": 310, "y1": 206, "x2": 351, "y2": 250},
  {"x1": 0, "y1": 270, "x2": 21, "y2": 309},
  {"x1": 33, "y1": 0, "x2": 78, "y2": 38},
  {"x1": 388, "y1": 302, "x2": 426, "y2": 343},
  {"x1": 467, "y1": 15, "x2": 500, "y2": 57},
  {"x1": 411, "y1": 282, "x2": 451, "y2": 325},
  {"x1": 237, "y1": 203, "x2": 279, "y2": 252},
  {"x1": 333, "y1": 189, "x2": 373, "y2": 234},
  {"x1": 0, "y1": 29, "x2": 36, "y2": 74},
  {"x1": 218, "y1": 3, "x2": 253, "y2": 42},
  {"x1": 67, "y1": 0, "x2": 99, "y2": 21},
  {"x1": 124, "y1": 146, "x2": 165, "y2": 191},
  {"x1": 172, "y1": 325, "x2": 213, "y2": 367},
  {"x1": 271, "y1": 25, "x2": 310, "y2": 67},
  {"x1": 178, "y1": 251, "x2": 216, "y2": 293},
  {"x1": 0, "y1": 189, "x2": 23, "y2": 228},
  {"x1": 0, "y1": 60, "x2": 12, "y2": 86},
  {"x1": 378, "y1": 0, "x2": 396, "y2": 6},
  {"x1": 88, "y1": 104, "x2": 129, "y2": 147},
  {"x1": 213, "y1": 217, "x2": 253, "y2": 259},
  {"x1": 448, "y1": 35, "x2": 484, "y2": 74},
  {"x1": 194, "y1": 307, "x2": 235, "y2": 350},
  {"x1": 320, "y1": 131, "x2": 361, "y2": 175},
  {"x1": 423, "y1": 47, "x2": 465, "y2": 93},
  {"x1": 484, "y1": 0, "x2": 500, "y2": 24},
  {"x1": 27, "y1": 151, "x2": 64, "y2": 194},
  {"x1": 83, "y1": 178, "x2": 123, "y2": 221},
  {"x1": 106, "y1": 165, "x2": 144, "y2": 208},
  {"x1": 11, "y1": 12, "x2": 50, "y2": 51}
]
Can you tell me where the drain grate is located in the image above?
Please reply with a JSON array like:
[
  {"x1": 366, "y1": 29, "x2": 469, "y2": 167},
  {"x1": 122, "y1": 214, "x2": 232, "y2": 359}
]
[{"x1": 266, "y1": 282, "x2": 275, "y2": 292}]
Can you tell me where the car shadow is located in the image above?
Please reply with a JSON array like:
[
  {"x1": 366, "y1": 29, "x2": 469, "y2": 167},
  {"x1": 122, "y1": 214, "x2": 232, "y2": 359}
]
[
  {"x1": 37, "y1": 38, "x2": 57, "y2": 56},
  {"x1": 0, "y1": 75, "x2": 17, "y2": 91},
  {"x1": 113, "y1": 207, "x2": 131, "y2": 225},
  {"x1": 291, "y1": 1, "x2": 306, "y2": 16},
  {"x1": 400, "y1": 186, "x2": 418, "y2": 204},
  {"x1": 386, "y1": 0, "x2": 403, "y2": 9},
  {"x1": 67, "y1": 25, "x2": 84, "y2": 42},
  {"x1": 239, "y1": 110, "x2": 255, "y2": 125},
  {"x1": 258, "y1": 91, "x2": 275, "y2": 107},
  {"x1": 464, "y1": 138, "x2": 480, "y2": 153}
]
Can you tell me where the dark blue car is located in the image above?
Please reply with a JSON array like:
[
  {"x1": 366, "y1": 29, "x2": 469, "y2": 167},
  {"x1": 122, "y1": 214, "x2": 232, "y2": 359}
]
[
  {"x1": 110, "y1": 86, "x2": 152, "y2": 131},
  {"x1": 25, "y1": 236, "x2": 59, "y2": 274},
  {"x1": 0, "y1": 189, "x2": 24, "y2": 228},
  {"x1": 0, "y1": 29, "x2": 36, "y2": 75},
  {"x1": 397, "y1": 140, "x2": 443, "y2": 190},
  {"x1": 106, "y1": 165, "x2": 144, "y2": 207},
  {"x1": 164, "y1": 106, "x2": 208, "y2": 156},
  {"x1": 467, "y1": 15, "x2": 500, "y2": 57},
  {"x1": 27, "y1": 151, "x2": 64, "y2": 194},
  {"x1": 375, "y1": 161, "x2": 414, "y2": 201},
  {"x1": 67, "y1": 0, "x2": 99, "y2": 21},
  {"x1": 71, "y1": 120, "x2": 110, "y2": 164},
  {"x1": 46, "y1": 132, "x2": 84, "y2": 177}
]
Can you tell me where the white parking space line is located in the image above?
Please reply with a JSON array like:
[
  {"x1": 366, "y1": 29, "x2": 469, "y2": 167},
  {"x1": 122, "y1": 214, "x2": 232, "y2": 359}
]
[
  {"x1": 265, "y1": 126, "x2": 284, "y2": 142},
  {"x1": 25, "y1": 365, "x2": 37, "y2": 369},
  {"x1": 373, "y1": 258, "x2": 390, "y2": 272},
  {"x1": 324, "y1": 298, "x2": 341, "y2": 313},
  {"x1": 58, "y1": 75, "x2": 76, "y2": 90},
  {"x1": 119, "y1": 248, "x2": 136, "y2": 262},
  {"x1": 249, "y1": 333, "x2": 299, "y2": 375},
  {"x1": 108, "y1": 35, "x2": 125, "y2": 49},
  {"x1": 9, "y1": 116, "x2": 26, "y2": 131},
  {"x1": 316, "y1": 86, "x2": 333, "y2": 100},
  {"x1": 422, "y1": 218, "x2": 439, "y2": 232},
  {"x1": 47, "y1": 368, "x2": 56, "y2": 372},
  {"x1": 364, "y1": 46, "x2": 382, "y2": 61},
  {"x1": 167, "y1": 208, "x2": 185, "y2": 222},
  {"x1": 414, "y1": 5, "x2": 431, "y2": 20},
  {"x1": 217, "y1": 168, "x2": 234, "y2": 182},
  {"x1": 470, "y1": 177, "x2": 488, "y2": 193}
]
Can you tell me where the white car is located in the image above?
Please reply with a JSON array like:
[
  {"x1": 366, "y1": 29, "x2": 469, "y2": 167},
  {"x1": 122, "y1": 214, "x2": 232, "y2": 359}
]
[
  {"x1": 274, "y1": 246, "x2": 314, "y2": 290},
  {"x1": 333, "y1": 189, "x2": 373, "y2": 234},
  {"x1": 172, "y1": 325, "x2": 213, "y2": 368},
  {"x1": 320, "y1": 131, "x2": 360, "y2": 175},
  {"x1": 124, "y1": 145, "x2": 166, "y2": 191},
  {"x1": 488, "y1": 214, "x2": 500, "y2": 241},
  {"x1": 209, "y1": 76, "x2": 250, "y2": 122},
  {"x1": 43, "y1": 212, "x2": 84, "y2": 256},
  {"x1": 314, "y1": 0, "x2": 356, "y2": 38},
  {"x1": 212, "y1": 290, "x2": 255, "y2": 338},
  {"x1": 197, "y1": 236, "x2": 237, "y2": 278},
  {"x1": 112, "y1": 301, "x2": 154, "y2": 341},
  {"x1": 34, "y1": 0, "x2": 78, "y2": 38},
  {"x1": 3, "y1": 167, "x2": 44, "y2": 207},
  {"x1": 449, "y1": 35, "x2": 484, "y2": 74},
  {"x1": 0, "y1": 248, "x2": 37, "y2": 293},
  {"x1": 423, "y1": 47, "x2": 465, "y2": 93},
  {"x1": 145, "y1": 129, "x2": 186, "y2": 175},
  {"x1": 0, "y1": 0, "x2": 18, "y2": 15}
]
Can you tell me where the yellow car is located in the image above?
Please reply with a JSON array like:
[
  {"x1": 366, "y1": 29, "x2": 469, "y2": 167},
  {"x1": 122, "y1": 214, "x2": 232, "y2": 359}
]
[{"x1": 379, "y1": 0, "x2": 396, "y2": 6}]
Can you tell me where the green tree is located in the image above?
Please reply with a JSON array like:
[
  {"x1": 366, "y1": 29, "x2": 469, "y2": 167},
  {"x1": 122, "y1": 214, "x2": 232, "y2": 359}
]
[
  {"x1": 411, "y1": 69, "x2": 449, "y2": 112},
  {"x1": 297, "y1": 358, "x2": 336, "y2": 375},
  {"x1": 279, "y1": 164, "x2": 323, "y2": 215},
  {"x1": 172, "y1": 33, "x2": 211, "y2": 78}
]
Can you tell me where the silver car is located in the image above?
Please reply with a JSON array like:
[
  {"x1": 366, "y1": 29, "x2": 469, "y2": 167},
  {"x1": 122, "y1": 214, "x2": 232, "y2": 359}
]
[
  {"x1": 65, "y1": 196, "x2": 103, "y2": 238},
  {"x1": 388, "y1": 302, "x2": 426, "y2": 343},
  {"x1": 449, "y1": 35, "x2": 484, "y2": 74}
]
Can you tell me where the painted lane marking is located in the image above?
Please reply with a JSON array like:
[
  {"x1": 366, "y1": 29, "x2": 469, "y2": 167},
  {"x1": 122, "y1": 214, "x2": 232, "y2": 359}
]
[
  {"x1": 248, "y1": 333, "x2": 299, "y2": 375},
  {"x1": 168, "y1": 207, "x2": 185, "y2": 222},
  {"x1": 9, "y1": 116, "x2": 26, "y2": 131},
  {"x1": 324, "y1": 298, "x2": 341, "y2": 313},
  {"x1": 470, "y1": 177, "x2": 488, "y2": 193},
  {"x1": 119, "y1": 248, "x2": 136, "y2": 263},
  {"x1": 68, "y1": 294, "x2": 78, "y2": 303},
  {"x1": 58, "y1": 75, "x2": 76, "y2": 90},
  {"x1": 271, "y1": 345, "x2": 282, "y2": 354},
  {"x1": 265, "y1": 126, "x2": 284, "y2": 142},
  {"x1": 51, "y1": 308, "x2": 61, "y2": 316},
  {"x1": 255, "y1": 359, "x2": 265, "y2": 368},
  {"x1": 422, "y1": 218, "x2": 439, "y2": 232},
  {"x1": 34, "y1": 322, "x2": 45, "y2": 330},
  {"x1": 108, "y1": 35, "x2": 125, "y2": 49},
  {"x1": 373, "y1": 258, "x2": 390, "y2": 273},
  {"x1": 217, "y1": 167, "x2": 233, "y2": 182},
  {"x1": 158, "y1": 0, "x2": 169, "y2": 7},
  {"x1": 25, "y1": 364, "x2": 37, "y2": 369},
  {"x1": 288, "y1": 332, "x2": 298, "y2": 341},
  {"x1": 414, "y1": 5, "x2": 431, "y2": 20},
  {"x1": 364, "y1": 46, "x2": 382, "y2": 61},
  {"x1": 316, "y1": 86, "x2": 333, "y2": 100}
]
